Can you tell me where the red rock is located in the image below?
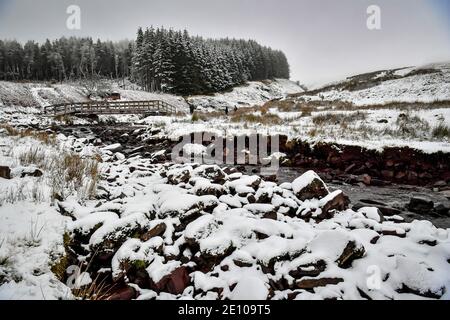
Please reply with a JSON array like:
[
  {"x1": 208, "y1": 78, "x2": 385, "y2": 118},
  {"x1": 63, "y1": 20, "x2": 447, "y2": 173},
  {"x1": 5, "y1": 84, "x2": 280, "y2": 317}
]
[
  {"x1": 107, "y1": 286, "x2": 137, "y2": 300},
  {"x1": 395, "y1": 171, "x2": 407, "y2": 180},
  {"x1": 140, "y1": 223, "x2": 166, "y2": 241},
  {"x1": 153, "y1": 266, "x2": 190, "y2": 295},
  {"x1": 362, "y1": 174, "x2": 371, "y2": 186},
  {"x1": 381, "y1": 170, "x2": 394, "y2": 179},
  {"x1": 336, "y1": 241, "x2": 365, "y2": 268},
  {"x1": 318, "y1": 190, "x2": 350, "y2": 220}
]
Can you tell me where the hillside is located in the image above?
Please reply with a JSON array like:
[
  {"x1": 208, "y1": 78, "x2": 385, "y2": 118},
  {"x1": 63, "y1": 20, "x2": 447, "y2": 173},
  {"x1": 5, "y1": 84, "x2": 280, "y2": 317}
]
[{"x1": 297, "y1": 62, "x2": 450, "y2": 106}]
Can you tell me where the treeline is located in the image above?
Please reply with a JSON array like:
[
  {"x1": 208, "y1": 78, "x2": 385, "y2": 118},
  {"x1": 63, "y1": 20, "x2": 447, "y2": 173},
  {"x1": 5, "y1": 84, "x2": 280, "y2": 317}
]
[
  {"x1": 0, "y1": 27, "x2": 290, "y2": 95},
  {"x1": 132, "y1": 27, "x2": 290, "y2": 94},
  {"x1": 0, "y1": 38, "x2": 132, "y2": 82}
]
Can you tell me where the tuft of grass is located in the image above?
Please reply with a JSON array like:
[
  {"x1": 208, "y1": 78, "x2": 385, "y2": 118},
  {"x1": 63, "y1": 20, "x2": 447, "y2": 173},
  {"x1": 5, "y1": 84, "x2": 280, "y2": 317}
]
[
  {"x1": 20, "y1": 218, "x2": 45, "y2": 248},
  {"x1": 0, "y1": 125, "x2": 56, "y2": 145},
  {"x1": 312, "y1": 111, "x2": 367, "y2": 126},
  {"x1": 432, "y1": 123, "x2": 450, "y2": 140},
  {"x1": 395, "y1": 113, "x2": 430, "y2": 138},
  {"x1": 230, "y1": 112, "x2": 282, "y2": 125},
  {"x1": 72, "y1": 274, "x2": 116, "y2": 300},
  {"x1": 0, "y1": 238, "x2": 9, "y2": 267},
  {"x1": 51, "y1": 153, "x2": 99, "y2": 201},
  {"x1": 191, "y1": 112, "x2": 207, "y2": 122},
  {"x1": 18, "y1": 146, "x2": 47, "y2": 166},
  {"x1": 5, "y1": 145, "x2": 100, "y2": 203}
]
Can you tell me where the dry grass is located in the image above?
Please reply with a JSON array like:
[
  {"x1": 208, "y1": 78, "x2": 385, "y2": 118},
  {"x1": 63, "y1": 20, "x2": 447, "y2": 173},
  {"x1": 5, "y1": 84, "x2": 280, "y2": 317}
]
[
  {"x1": 18, "y1": 146, "x2": 47, "y2": 166},
  {"x1": 1, "y1": 124, "x2": 56, "y2": 145},
  {"x1": 432, "y1": 123, "x2": 450, "y2": 140},
  {"x1": 71, "y1": 273, "x2": 116, "y2": 300},
  {"x1": 394, "y1": 113, "x2": 430, "y2": 138},
  {"x1": 312, "y1": 111, "x2": 367, "y2": 125},
  {"x1": 8, "y1": 145, "x2": 100, "y2": 202},
  {"x1": 230, "y1": 112, "x2": 282, "y2": 125},
  {"x1": 55, "y1": 115, "x2": 74, "y2": 125},
  {"x1": 50, "y1": 153, "x2": 99, "y2": 201},
  {"x1": 191, "y1": 112, "x2": 208, "y2": 122}
]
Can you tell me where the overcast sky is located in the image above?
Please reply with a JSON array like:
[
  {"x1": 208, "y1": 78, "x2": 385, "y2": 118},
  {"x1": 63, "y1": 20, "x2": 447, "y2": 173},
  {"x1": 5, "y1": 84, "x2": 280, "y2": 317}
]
[{"x1": 1, "y1": 0, "x2": 449, "y2": 86}]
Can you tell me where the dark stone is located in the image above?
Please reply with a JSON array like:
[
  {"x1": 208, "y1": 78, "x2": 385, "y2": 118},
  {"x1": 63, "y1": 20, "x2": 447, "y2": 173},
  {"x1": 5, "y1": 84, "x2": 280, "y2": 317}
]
[
  {"x1": 418, "y1": 239, "x2": 437, "y2": 246},
  {"x1": 196, "y1": 166, "x2": 226, "y2": 184},
  {"x1": 295, "y1": 176, "x2": 329, "y2": 201},
  {"x1": 262, "y1": 211, "x2": 278, "y2": 220},
  {"x1": 396, "y1": 284, "x2": 443, "y2": 299},
  {"x1": 0, "y1": 166, "x2": 11, "y2": 179},
  {"x1": 434, "y1": 204, "x2": 449, "y2": 216},
  {"x1": 107, "y1": 286, "x2": 137, "y2": 300},
  {"x1": 140, "y1": 223, "x2": 166, "y2": 241},
  {"x1": 233, "y1": 259, "x2": 253, "y2": 268},
  {"x1": 370, "y1": 236, "x2": 380, "y2": 244},
  {"x1": 167, "y1": 169, "x2": 191, "y2": 185},
  {"x1": 254, "y1": 231, "x2": 270, "y2": 240},
  {"x1": 247, "y1": 194, "x2": 256, "y2": 204},
  {"x1": 20, "y1": 168, "x2": 43, "y2": 178},
  {"x1": 359, "y1": 199, "x2": 385, "y2": 206},
  {"x1": 220, "y1": 265, "x2": 229, "y2": 272},
  {"x1": 336, "y1": 241, "x2": 365, "y2": 269},
  {"x1": 382, "y1": 229, "x2": 406, "y2": 238},
  {"x1": 408, "y1": 196, "x2": 434, "y2": 214},
  {"x1": 296, "y1": 277, "x2": 344, "y2": 290},
  {"x1": 371, "y1": 178, "x2": 387, "y2": 186},
  {"x1": 318, "y1": 191, "x2": 350, "y2": 220},
  {"x1": 289, "y1": 260, "x2": 326, "y2": 278},
  {"x1": 356, "y1": 201, "x2": 401, "y2": 217}
]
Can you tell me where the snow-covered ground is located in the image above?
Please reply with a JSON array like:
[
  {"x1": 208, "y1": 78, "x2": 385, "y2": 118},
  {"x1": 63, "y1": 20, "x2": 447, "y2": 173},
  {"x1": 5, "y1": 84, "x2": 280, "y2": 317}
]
[
  {"x1": 0, "y1": 80, "x2": 189, "y2": 111},
  {"x1": 186, "y1": 79, "x2": 304, "y2": 111},
  {"x1": 132, "y1": 62, "x2": 450, "y2": 153},
  {"x1": 300, "y1": 63, "x2": 450, "y2": 106},
  {"x1": 1, "y1": 129, "x2": 449, "y2": 300},
  {"x1": 134, "y1": 106, "x2": 450, "y2": 153},
  {"x1": 0, "y1": 66, "x2": 449, "y2": 300}
]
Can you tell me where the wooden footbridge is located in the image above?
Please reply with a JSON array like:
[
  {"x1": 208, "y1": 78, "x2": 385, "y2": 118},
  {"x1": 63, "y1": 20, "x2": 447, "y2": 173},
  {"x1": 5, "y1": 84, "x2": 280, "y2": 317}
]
[{"x1": 43, "y1": 100, "x2": 181, "y2": 117}]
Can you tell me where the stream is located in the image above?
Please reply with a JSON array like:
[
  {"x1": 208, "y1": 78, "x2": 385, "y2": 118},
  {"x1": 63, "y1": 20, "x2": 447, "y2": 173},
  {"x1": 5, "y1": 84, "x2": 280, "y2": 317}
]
[{"x1": 60, "y1": 124, "x2": 450, "y2": 229}]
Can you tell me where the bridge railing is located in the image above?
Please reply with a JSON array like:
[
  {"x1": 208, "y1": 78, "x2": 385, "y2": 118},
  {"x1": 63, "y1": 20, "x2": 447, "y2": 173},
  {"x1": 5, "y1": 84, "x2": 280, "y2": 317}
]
[{"x1": 43, "y1": 100, "x2": 180, "y2": 116}]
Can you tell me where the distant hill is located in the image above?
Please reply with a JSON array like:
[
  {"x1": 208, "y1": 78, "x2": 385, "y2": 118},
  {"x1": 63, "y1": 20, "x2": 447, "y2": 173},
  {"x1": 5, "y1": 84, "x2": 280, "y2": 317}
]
[{"x1": 292, "y1": 62, "x2": 450, "y2": 106}]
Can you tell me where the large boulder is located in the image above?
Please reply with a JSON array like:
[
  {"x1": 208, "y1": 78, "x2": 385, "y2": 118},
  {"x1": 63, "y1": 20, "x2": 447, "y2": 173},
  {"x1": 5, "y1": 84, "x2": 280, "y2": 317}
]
[
  {"x1": 317, "y1": 190, "x2": 350, "y2": 220},
  {"x1": 152, "y1": 266, "x2": 191, "y2": 295},
  {"x1": 292, "y1": 171, "x2": 329, "y2": 201}
]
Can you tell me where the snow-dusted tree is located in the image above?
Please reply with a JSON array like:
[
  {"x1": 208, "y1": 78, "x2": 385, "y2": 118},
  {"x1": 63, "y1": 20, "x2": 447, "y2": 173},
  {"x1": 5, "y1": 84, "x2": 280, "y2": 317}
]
[{"x1": 0, "y1": 27, "x2": 290, "y2": 93}]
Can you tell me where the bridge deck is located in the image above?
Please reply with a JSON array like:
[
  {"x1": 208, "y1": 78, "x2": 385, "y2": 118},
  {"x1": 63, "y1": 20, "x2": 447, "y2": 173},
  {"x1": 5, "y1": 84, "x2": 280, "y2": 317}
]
[{"x1": 44, "y1": 100, "x2": 180, "y2": 117}]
